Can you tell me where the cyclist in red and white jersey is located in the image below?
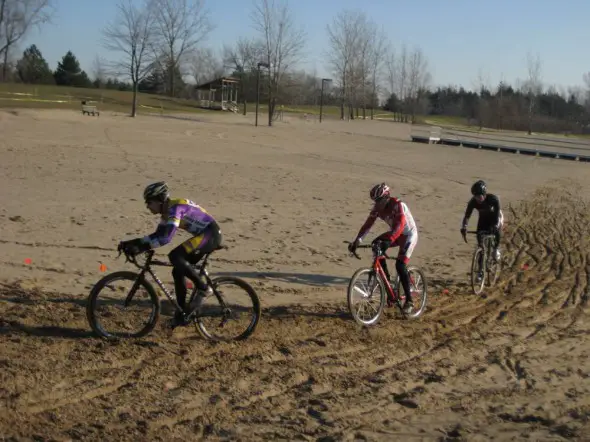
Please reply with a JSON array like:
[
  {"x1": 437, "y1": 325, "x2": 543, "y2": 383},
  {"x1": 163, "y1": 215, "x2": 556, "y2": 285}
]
[{"x1": 348, "y1": 183, "x2": 418, "y2": 313}]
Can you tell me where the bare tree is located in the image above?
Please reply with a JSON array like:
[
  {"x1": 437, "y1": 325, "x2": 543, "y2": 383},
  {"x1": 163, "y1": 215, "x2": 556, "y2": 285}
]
[
  {"x1": 385, "y1": 47, "x2": 395, "y2": 101},
  {"x1": 192, "y1": 47, "x2": 224, "y2": 85},
  {"x1": 151, "y1": 0, "x2": 213, "y2": 96},
  {"x1": 405, "y1": 46, "x2": 430, "y2": 123},
  {"x1": 251, "y1": 0, "x2": 305, "y2": 126},
  {"x1": 582, "y1": 72, "x2": 590, "y2": 111},
  {"x1": 223, "y1": 37, "x2": 263, "y2": 114},
  {"x1": 473, "y1": 67, "x2": 491, "y2": 129},
  {"x1": 326, "y1": 10, "x2": 356, "y2": 120},
  {"x1": 386, "y1": 44, "x2": 416, "y2": 122},
  {"x1": 92, "y1": 55, "x2": 107, "y2": 88},
  {"x1": 0, "y1": 0, "x2": 53, "y2": 79},
  {"x1": 0, "y1": 0, "x2": 6, "y2": 40},
  {"x1": 524, "y1": 51, "x2": 542, "y2": 135},
  {"x1": 326, "y1": 10, "x2": 377, "y2": 120},
  {"x1": 223, "y1": 37, "x2": 263, "y2": 74},
  {"x1": 0, "y1": 0, "x2": 5, "y2": 25},
  {"x1": 102, "y1": 0, "x2": 155, "y2": 117},
  {"x1": 368, "y1": 27, "x2": 387, "y2": 119},
  {"x1": 395, "y1": 45, "x2": 408, "y2": 121},
  {"x1": 355, "y1": 21, "x2": 372, "y2": 119}
]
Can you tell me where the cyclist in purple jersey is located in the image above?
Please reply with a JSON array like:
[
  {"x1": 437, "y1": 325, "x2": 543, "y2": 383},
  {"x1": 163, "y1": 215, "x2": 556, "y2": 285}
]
[{"x1": 119, "y1": 181, "x2": 223, "y2": 328}]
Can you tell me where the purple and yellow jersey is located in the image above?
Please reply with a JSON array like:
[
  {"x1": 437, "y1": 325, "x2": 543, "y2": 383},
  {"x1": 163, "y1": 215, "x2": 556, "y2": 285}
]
[{"x1": 142, "y1": 198, "x2": 215, "y2": 248}]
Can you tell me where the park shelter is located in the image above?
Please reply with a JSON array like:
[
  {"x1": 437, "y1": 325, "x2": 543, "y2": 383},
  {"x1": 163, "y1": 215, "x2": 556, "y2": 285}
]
[{"x1": 195, "y1": 77, "x2": 240, "y2": 112}]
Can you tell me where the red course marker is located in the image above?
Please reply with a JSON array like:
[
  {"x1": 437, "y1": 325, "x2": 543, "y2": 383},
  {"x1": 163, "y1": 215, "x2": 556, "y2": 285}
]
[{"x1": 24, "y1": 258, "x2": 32, "y2": 265}]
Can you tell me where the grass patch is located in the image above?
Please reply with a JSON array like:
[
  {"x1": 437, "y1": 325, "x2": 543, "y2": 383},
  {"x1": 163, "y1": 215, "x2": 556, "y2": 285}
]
[
  {"x1": 274, "y1": 104, "x2": 395, "y2": 118},
  {"x1": 0, "y1": 84, "x2": 401, "y2": 121},
  {"x1": 279, "y1": 105, "x2": 341, "y2": 116},
  {"x1": 415, "y1": 114, "x2": 590, "y2": 140},
  {"x1": 0, "y1": 83, "x2": 213, "y2": 115},
  {"x1": 417, "y1": 115, "x2": 470, "y2": 127}
]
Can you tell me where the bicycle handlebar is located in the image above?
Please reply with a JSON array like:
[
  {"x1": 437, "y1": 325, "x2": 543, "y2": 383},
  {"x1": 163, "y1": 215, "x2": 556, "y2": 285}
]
[
  {"x1": 463, "y1": 230, "x2": 497, "y2": 244},
  {"x1": 116, "y1": 244, "x2": 229, "y2": 268},
  {"x1": 343, "y1": 240, "x2": 391, "y2": 260},
  {"x1": 117, "y1": 247, "x2": 155, "y2": 268}
]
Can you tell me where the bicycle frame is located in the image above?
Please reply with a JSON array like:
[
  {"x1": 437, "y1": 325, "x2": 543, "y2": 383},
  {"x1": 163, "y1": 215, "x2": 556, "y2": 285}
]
[
  {"x1": 372, "y1": 254, "x2": 399, "y2": 302},
  {"x1": 121, "y1": 249, "x2": 217, "y2": 312},
  {"x1": 467, "y1": 231, "x2": 496, "y2": 260},
  {"x1": 348, "y1": 242, "x2": 419, "y2": 305}
]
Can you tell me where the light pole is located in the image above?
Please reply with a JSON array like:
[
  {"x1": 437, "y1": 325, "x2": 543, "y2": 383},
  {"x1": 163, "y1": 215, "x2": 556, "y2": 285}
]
[
  {"x1": 255, "y1": 61, "x2": 269, "y2": 127},
  {"x1": 319, "y1": 78, "x2": 332, "y2": 123}
]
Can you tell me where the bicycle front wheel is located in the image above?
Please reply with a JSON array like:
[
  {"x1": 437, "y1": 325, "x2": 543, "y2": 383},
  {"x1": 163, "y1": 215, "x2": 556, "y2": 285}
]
[
  {"x1": 195, "y1": 276, "x2": 261, "y2": 342},
  {"x1": 86, "y1": 271, "x2": 160, "y2": 339},
  {"x1": 347, "y1": 267, "x2": 386, "y2": 326},
  {"x1": 485, "y1": 242, "x2": 501, "y2": 288},
  {"x1": 470, "y1": 248, "x2": 486, "y2": 295}
]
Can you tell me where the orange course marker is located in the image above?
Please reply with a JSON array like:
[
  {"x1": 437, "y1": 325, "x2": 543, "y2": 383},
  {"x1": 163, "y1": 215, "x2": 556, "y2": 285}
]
[{"x1": 99, "y1": 263, "x2": 107, "y2": 272}]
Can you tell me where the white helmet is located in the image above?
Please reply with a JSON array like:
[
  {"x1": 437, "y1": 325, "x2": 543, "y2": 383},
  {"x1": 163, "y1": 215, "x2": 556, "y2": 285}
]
[{"x1": 143, "y1": 181, "x2": 169, "y2": 202}]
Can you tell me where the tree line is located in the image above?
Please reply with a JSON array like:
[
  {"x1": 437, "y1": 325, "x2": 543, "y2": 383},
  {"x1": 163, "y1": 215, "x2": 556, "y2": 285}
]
[{"x1": 1, "y1": 0, "x2": 590, "y2": 132}]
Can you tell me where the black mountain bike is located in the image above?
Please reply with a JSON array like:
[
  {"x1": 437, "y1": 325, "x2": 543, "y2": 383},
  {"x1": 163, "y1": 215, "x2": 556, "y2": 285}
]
[
  {"x1": 467, "y1": 230, "x2": 501, "y2": 295},
  {"x1": 86, "y1": 245, "x2": 261, "y2": 341}
]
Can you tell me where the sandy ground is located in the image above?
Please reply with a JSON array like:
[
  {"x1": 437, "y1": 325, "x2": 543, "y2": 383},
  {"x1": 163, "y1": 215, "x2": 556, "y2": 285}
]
[{"x1": 0, "y1": 108, "x2": 589, "y2": 440}]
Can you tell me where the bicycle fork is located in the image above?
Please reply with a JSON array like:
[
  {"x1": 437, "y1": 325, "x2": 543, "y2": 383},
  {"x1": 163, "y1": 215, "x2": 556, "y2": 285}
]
[{"x1": 123, "y1": 269, "x2": 151, "y2": 308}]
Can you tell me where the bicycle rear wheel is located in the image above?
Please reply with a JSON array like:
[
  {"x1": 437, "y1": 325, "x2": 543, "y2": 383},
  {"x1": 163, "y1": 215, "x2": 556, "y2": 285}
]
[
  {"x1": 195, "y1": 276, "x2": 261, "y2": 342},
  {"x1": 394, "y1": 266, "x2": 428, "y2": 319},
  {"x1": 86, "y1": 271, "x2": 160, "y2": 339},
  {"x1": 347, "y1": 267, "x2": 386, "y2": 326},
  {"x1": 470, "y1": 248, "x2": 486, "y2": 295}
]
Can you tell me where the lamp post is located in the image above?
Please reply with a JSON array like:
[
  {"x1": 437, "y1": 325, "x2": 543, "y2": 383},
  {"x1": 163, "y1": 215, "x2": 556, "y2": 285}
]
[
  {"x1": 255, "y1": 61, "x2": 270, "y2": 127},
  {"x1": 319, "y1": 78, "x2": 332, "y2": 123}
]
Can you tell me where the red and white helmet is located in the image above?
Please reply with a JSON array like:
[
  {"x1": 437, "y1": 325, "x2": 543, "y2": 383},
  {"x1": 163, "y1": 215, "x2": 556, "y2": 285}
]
[{"x1": 369, "y1": 183, "x2": 390, "y2": 201}]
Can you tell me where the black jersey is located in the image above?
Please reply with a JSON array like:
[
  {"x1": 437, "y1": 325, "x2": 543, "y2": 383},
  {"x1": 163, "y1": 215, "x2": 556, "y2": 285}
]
[{"x1": 461, "y1": 194, "x2": 501, "y2": 230}]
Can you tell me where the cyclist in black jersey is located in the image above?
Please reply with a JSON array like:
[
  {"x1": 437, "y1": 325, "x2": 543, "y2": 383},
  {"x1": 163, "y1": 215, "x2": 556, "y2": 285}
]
[{"x1": 460, "y1": 180, "x2": 504, "y2": 264}]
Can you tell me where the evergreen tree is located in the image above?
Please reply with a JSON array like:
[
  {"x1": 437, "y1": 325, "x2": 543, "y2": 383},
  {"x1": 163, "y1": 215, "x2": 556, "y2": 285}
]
[
  {"x1": 53, "y1": 51, "x2": 92, "y2": 87},
  {"x1": 138, "y1": 65, "x2": 166, "y2": 94},
  {"x1": 16, "y1": 45, "x2": 54, "y2": 84}
]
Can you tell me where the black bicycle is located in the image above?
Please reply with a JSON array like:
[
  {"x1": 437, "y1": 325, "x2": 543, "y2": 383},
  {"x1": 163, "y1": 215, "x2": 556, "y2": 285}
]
[
  {"x1": 466, "y1": 230, "x2": 501, "y2": 295},
  {"x1": 86, "y1": 245, "x2": 261, "y2": 341}
]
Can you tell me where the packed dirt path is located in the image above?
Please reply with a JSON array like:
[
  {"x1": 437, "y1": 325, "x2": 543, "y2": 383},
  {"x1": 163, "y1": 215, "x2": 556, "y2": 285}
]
[{"x1": 0, "y1": 109, "x2": 589, "y2": 440}]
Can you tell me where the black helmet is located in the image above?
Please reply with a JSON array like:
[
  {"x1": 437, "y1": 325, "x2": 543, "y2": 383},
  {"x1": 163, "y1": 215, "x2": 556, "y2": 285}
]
[
  {"x1": 471, "y1": 180, "x2": 487, "y2": 196},
  {"x1": 143, "y1": 181, "x2": 169, "y2": 202}
]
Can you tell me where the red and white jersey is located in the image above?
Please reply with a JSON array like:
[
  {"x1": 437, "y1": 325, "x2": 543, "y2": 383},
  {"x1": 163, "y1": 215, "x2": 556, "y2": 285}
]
[{"x1": 356, "y1": 197, "x2": 417, "y2": 242}]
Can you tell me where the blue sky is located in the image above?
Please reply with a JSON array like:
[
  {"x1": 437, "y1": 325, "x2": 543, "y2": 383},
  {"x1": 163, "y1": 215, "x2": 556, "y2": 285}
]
[{"x1": 19, "y1": 0, "x2": 590, "y2": 92}]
